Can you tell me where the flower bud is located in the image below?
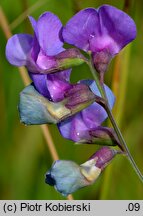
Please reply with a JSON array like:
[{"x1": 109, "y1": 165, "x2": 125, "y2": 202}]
[
  {"x1": 92, "y1": 50, "x2": 112, "y2": 74},
  {"x1": 89, "y1": 146, "x2": 118, "y2": 170},
  {"x1": 45, "y1": 147, "x2": 118, "y2": 196},
  {"x1": 18, "y1": 83, "x2": 96, "y2": 125}
]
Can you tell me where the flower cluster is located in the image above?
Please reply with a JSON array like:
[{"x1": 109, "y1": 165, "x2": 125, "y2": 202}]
[{"x1": 6, "y1": 5, "x2": 136, "y2": 196}]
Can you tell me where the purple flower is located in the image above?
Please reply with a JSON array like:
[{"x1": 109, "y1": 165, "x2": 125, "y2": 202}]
[
  {"x1": 30, "y1": 70, "x2": 71, "y2": 102},
  {"x1": 6, "y1": 12, "x2": 64, "y2": 71},
  {"x1": 6, "y1": 12, "x2": 71, "y2": 102},
  {"x1": 62, "y1": 5, "x2": 136, "y2": 72},
  {"x1": 63, "y1": 5, "x2": 136, "y2": 56},
  {"x1": 58, "y1": 80, "x2": 115, "y2": 142}
]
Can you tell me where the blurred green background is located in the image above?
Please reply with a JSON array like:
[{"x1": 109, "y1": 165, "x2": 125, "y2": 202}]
[{"x1": 0, "y1": 0, "x2": 143, "y2": 200}]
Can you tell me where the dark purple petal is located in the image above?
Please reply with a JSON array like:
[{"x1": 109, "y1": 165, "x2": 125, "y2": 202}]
[
  {"x1": 54, "y1": 68, "x2": 71, "y2": 81},
  {"x1": 58, "y1": 80, "x2": 115, "y2": 142},
  {"x1": 29, "y1": 69, "x2": 71, "y2": 101},
  {"x1": 36, "y1": 50, "x2": 56, "y2": 70},
  {"x1": 36, "y1": 12, "x2": 64, "y2": 56},
  {"x1": 63, "y1": 5, "x2": 136, "y2": 55},
  {"x1": 65, "y1": 83, "x2": 95, "y2": 110},
  {"x1": 6, "y1": 34, "x2": 33, "y2": 66},
  {"x1": 29, "y1": 73, "x2": 51, "y2": 99},
  {"x1": 63, "y1": 8, "x2": 99, "y2": 51},
  {"x1": 46, "y1": 70, "x2": 71, "y2": 102},
  {"x1": 30, "y1": 37, "x2": 40, "y2": 63}
]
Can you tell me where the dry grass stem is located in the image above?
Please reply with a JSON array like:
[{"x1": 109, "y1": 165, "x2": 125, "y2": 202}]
[{"x1": 9, "y1": 0, "x2": 48, "y2": 30}]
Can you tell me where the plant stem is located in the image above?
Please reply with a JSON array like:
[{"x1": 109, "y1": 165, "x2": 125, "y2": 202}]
[
  {"x1": 88, "y1": 59, "x2": 105, "y2": 99},
  {"x1": 88, "y1": 60, "x2": 143, "y2": 183},
  {"x1": 105, "y1": 105, "x2": 143, "y2": 183}
]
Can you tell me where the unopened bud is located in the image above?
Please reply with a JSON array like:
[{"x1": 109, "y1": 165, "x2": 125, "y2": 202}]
[
  {"x1": 92, "y1": 50, "x2": 112, "y2": 74},
  {"x1": 89, "y1": 146, "x2": 118, "y2": 170}
]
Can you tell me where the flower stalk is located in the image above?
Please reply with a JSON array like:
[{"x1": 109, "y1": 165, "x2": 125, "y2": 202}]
[{"x1": 88, "y1": 58, "x2": 143, "y2": 183}]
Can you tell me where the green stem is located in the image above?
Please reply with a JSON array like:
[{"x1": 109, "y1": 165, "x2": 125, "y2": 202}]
[
  {"x1": 88, "y1": 60, "x2": 105, "y2": 99},
  {"x1": 88, "y1": 60, "x2": 143, "y2": 183}
]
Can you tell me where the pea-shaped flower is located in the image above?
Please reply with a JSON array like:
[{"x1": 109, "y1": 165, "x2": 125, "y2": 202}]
[
  {"x1": 18, "y1": 82, "x2": 97, "y2": 125},
  {"x1": 18, "y1": 79, "x2": 115, "y2": 132},
  {"x1": 45, "y1": 146, "x2": 118, "y2": 196},
  {"x1": 58, "y1": 80, "x2": 115, "y2": 142},
  {"x1": 6, "y1": 12, "x2": 77, "y2": 102},
  {"x1": 62, "y1": 5, "x2": 136, "y2": 73},
  {"x1": 6, "y1": 11, "x2": 70, "y2": 73}
]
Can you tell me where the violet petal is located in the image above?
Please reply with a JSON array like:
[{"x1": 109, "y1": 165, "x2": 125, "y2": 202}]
[
  {"x1": 29, "y1": 69, "x2": 71, "y2": 101},
  {"x1": 90, "y1": 5, "x2": 136, "y2": 54},
  {"x1": 80, "y1": 80, "x2": 115, "y2": 127},
  {"x1": 58, "y1": 113, "x2": 90, "y2": 142},
  {"x1": 28, "y1": 16, "x2": 38, "y2": 37},
  {"x1": 63, "y1": 8, "x2": 99, "y2": 51},
  {"x1": 36, "y1": 50, "x2": 56, "y2": 70},
  {"x1": 29, "y1": 73, "x2": 51, "y2": 99},
  {"x1": 58, "y1": 80, "x2": 115, "y2": 142},
  {"x1": 98, "y1": 5, "x2": 136, "y2": 54},
  {"x1": 63, "y1": 5, "x2": 136, "y2": 55},
  {"x1": 46, "y1": 69, "x2": 71, "y2": 102},
  {"x1": 6, "y1": 34, "x2": 33, "y2": 66},
  {"x1": 28, "y1": 16, "x2": 40, "y2": 62},
  {"x1": 36, "y1": 12, "x2": 64, "y2": 56}
]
